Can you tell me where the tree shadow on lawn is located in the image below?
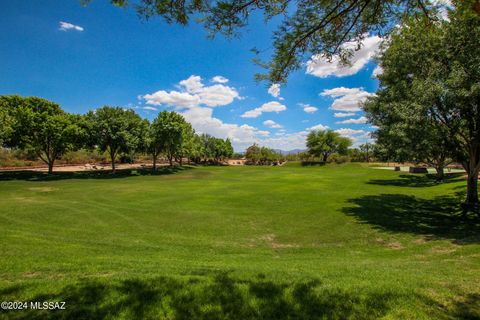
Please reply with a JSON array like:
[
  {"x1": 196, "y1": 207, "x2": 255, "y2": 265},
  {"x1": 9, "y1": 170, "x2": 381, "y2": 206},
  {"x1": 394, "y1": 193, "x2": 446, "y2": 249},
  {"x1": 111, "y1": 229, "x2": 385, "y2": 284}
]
[
  {"x1": 0, "y1": 166, "x2": 193, "y2": 182},
  {"x1": 343, "y1": 193, "x2": 480, "y2": 244},
  {"x1": 367, "y1": 173, "x2": 464, "y2": 188},
  {"x1": 0, "y1": 272, "x2": 456, "y2": 320}
]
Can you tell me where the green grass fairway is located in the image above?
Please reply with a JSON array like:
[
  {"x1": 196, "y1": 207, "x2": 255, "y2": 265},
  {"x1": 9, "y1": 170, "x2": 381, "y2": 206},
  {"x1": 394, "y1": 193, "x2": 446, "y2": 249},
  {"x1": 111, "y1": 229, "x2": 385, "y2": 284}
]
[{"x1": 1, "y1": 164, "x2": 479, "y2": 319}]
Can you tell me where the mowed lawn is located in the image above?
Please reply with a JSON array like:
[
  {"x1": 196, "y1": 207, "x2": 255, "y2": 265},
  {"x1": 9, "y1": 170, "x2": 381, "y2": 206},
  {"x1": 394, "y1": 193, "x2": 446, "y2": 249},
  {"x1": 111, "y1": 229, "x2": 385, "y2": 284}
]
[{"x1": 0, "y1": 163, "x2": 479, "y2": 319}]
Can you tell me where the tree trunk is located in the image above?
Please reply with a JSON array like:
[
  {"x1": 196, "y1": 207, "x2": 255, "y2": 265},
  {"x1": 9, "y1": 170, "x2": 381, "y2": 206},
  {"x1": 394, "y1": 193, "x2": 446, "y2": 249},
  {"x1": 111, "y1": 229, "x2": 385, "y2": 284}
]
[
  {"x1": 111, "y1": 152, "x2": 116, "y2": 174},
  {"x1": 322, "y1": 153, "x2": 328, "y2": 162},
  {"x1": 463, "y1": 146, "x2": 480, "y2": 211},
  {"x1": 466, "y1": 171, "x2": 479, "y2": 209},
  {"x1": 48, "y1": 160, "x2": 54, "y2": 174},
  {"x1": 152, "y1": 155, "x2": 157, "y2": 171},
  {"x1": 168, "y1": 155, "x2": 173, "y2": 167},
  {"x1": 179, "y1": 157, "x2": 183, "y2": 166},
  {"x1": 435, "y1": 166, "x2": 444, "y2": 181}
]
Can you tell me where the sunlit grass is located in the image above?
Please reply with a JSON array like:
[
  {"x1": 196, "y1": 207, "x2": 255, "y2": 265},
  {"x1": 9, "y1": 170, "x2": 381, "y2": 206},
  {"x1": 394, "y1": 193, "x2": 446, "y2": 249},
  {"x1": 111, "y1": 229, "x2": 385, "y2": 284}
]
[{"x1": 0, "y1": 163, "x2": 479, "y2": 319}]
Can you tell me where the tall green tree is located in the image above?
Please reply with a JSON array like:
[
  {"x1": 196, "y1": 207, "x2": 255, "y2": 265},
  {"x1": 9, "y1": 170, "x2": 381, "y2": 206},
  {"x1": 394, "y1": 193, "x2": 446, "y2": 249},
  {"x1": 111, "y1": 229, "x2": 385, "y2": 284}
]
[
  {"x1": 176, "y1": 122, "x2": 196, "y2": 165},
  {"x1": 86, "y1": 106, "x2": 144, "y2": 174},
  {"x1": 364, "y1": 8, "x2": 480, "y2": 207},
  {"x1": 87, "y1": 0, "x2": 469, "y2": 83},
  {"x1": 200, "y1": 133, "x2": 216, "y2": 163},
  {"x1": 245, "y1": 144, "x2": 282, "y2": 165},
  {"x1": 306, "y1": 130, "x2": 352, "y2": 162},
  {"x1": 0, "y1": 95, "x2": 82, "y2": 174},
  {"x1": 151, "y1": 111, "x2": 188, "y2": 166},
  {"x1": 145, "y1": 119, "x2": 162, "y2": 171},
  {"x1": 0, "y1": 104, "x2": 13, "y2": 147}
]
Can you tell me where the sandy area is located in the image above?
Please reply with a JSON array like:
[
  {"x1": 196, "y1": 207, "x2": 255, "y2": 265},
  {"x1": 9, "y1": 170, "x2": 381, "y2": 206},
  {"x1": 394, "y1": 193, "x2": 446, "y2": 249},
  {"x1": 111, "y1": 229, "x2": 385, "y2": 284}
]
[{"x1": 0, "y1": 162, "x2": 166, "y2": 172}]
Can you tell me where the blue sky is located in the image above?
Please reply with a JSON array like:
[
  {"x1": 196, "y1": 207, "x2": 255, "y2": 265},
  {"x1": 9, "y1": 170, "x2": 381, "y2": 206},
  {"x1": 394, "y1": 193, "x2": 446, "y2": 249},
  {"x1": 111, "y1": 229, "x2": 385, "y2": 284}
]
[{"x1": 0, "y1": 0, "x2": 381, "y2": 151}]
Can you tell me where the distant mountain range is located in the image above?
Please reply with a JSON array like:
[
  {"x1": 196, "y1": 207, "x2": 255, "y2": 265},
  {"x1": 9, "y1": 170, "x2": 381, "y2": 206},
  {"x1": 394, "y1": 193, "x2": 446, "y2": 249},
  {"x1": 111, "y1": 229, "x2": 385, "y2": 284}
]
[{"x1": 273, "y1": 149, "x2": 306, "y2": 155}]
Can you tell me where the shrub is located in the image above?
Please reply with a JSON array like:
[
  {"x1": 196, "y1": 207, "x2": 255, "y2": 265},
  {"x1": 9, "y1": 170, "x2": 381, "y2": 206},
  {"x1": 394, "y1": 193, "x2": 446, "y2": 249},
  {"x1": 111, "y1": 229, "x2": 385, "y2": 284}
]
[{"x1": 328, "y1": 154, "x2": 351, "y2": 164}]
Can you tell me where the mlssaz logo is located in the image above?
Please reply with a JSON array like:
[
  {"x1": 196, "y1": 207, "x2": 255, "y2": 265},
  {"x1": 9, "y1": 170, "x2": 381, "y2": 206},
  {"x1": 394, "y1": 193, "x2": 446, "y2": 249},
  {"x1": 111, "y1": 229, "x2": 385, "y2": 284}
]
[{"x1": 30, "y1": 301, "x2": 66, "y2": 310}]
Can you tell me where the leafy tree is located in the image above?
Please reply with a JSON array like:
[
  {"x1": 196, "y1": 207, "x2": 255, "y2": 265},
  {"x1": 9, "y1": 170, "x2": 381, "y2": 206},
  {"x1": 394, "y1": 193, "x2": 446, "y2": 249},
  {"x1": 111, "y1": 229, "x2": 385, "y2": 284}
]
[
  {"x1": 359, "y1": 143, "x2": 372, "y2": 163},
  {"x1": 245, "y1": 143, "x2": 261, "y2": 164},
  {"x1": 306, "y1": 130, "x2": 352, "y2": 162},
  {"x1": 210, "y1": 138, "x2": 234, "y2": 163},
  {"x1": 199, "y1": 133, "x2": 216, "y2": 163},
  {"x1": 86, "y1": 106, "x2": 144, "y2": 173},
  {"x1": 145, "y1": 119, "x2": 162, "y2": 170},
  {"x1": 0, "y1": 104, "x2": 13, "y2": 147},
  {"x1": 0, "y1": 95, "x2": 82, "y2": 174},
  {"x1": 245, "y1": 144, "x2": 283, "y2": 165},
  {"x1": 186, "y1": 134, "x2": 204, "y2": 164},
  {"x1": 364, "y1": 8, "x2": 480, "y2": 207},
  {"x1": 150, "y1": 111, "x2": 188, "y2": 166},
  {"x1": 176, "y1": 122, "x2": 196, "y2": 165},
  {"x1": 88, "y1": 0, "x2": 468, "y2": 83},
  {"x1": 224, "y1": 138, "x2": 234, "y2": 159}
]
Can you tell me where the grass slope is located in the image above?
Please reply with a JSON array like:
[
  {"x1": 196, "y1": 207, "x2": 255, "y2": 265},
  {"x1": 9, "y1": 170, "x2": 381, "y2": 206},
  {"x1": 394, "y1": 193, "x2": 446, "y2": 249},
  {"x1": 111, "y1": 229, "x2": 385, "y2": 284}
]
[{"x1": 0, "y1": 163, "x2": 479, "y2": 319}]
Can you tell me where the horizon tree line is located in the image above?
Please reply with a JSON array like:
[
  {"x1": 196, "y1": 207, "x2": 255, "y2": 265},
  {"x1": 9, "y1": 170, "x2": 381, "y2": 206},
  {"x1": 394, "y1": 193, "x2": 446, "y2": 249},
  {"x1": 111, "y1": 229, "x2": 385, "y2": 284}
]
[{"x1": 0, "y1": 95, "x2": 234, "y2": 174}]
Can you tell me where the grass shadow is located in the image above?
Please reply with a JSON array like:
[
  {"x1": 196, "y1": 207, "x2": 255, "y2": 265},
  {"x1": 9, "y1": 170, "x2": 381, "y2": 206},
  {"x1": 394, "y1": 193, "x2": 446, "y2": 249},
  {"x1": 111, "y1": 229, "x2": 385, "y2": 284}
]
[
  {"x1": 301, "y1": 161, "x2": 326, "y2": 167},
  {"x1": 367, "y1": 173, "x2": 464, "y2": 188},
  {"x1": 342, "y1": 193, "x2": 480, "y2": 244},
  {"x1": 0, "y1": 166, "x2": 193, "y2": 182},
  {"x1": 452, "y1": 293, "x2": 480, "y2": 320},
  {"x1": 0, "y1": 273, "x2": 439, "y2": 320}
]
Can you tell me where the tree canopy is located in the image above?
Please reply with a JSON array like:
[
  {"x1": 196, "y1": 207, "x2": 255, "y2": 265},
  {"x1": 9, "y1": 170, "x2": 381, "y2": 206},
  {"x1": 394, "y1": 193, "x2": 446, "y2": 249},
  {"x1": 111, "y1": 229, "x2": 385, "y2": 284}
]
[
  {"x1": 306, "y1": 130, "x2": 352, "y2": 162},
  {"x1": 245, "y1": 143, "x2": 283, "y2": 165},
  {"x1": 0, "y1": 95, "x2": 83, "y2": 173},
  {"x1": 364, "y1": 8, "x2": 480, "y2": 207},
  {"x1": 150, "y1": 111, "x2": 189, "y2": 166},
  {"x1": 86, "y1": 106, "x2": 145, "y2": 173}
]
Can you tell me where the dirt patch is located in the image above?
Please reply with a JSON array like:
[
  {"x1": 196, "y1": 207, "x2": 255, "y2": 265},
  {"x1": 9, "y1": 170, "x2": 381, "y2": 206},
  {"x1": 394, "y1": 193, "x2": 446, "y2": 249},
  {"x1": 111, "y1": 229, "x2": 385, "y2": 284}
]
[
  {"x1": 375, "y1": 237, "x2": 405, "y2": 250},
  {"x1": 28, "y1": 187, "x2": 57, "y2": 192},
  {"x1": 13, "y1": 197, "x2": 37, "y2": 202},
  {"x1": 257, "y1": 234, "x2": 299, "y2": 249},
  {"x1": 430, "y1": 246, "x2": 458, "y2": 254},
  {"x1": 413, "y1": 237, "x2": 427, "y2": 245},
  {"x1": 22, "y1": 272, "x2": 41, "y2": 279},
  {"x1": 386, "y1": 241, "x2": 404, "y2": 250}
]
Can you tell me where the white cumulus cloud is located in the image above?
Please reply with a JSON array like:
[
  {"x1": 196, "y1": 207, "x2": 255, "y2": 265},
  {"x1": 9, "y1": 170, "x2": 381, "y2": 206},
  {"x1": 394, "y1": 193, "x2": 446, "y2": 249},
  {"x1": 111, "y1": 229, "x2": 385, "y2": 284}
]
[
  {"x1": 307, "y1": 124, "x2": 329, "y2": 131},
  {"x1": 372, "y1": 65, "x2": 383, "y2": 78},
  {"x1": 334, "y1": 112, "x2": 356, "y2": 118},
  {"x1": 337, "y1": 116, "x2": 368, "y2": 124},
  {"x1": 241, "y1": 101, "x2": 287, "y2": 118},
  {"x1": 211, "y1": 76, "x2": 229, "y2": 83},
  {"x1": 268, "y1": 84, "x2": 281, "y2": 98},
  {"x1": 306, "y1": 35, "x2": 382, "y2": 78},
  {"x1": 336, "y1": 130, "x2": 373, "y2": 147},
  {"x1": 299, "y1": 103, "x2": 318, "y2": 113},
  {"x1": 143, "y1": 75, "x2": 240, "y2": 108},
  {"x1": 263, "y1": 120, "x2": 283, "y2": 129},
  {"x1": 142, "y1": 106, "x2": 158, "y2": 111},
  {"x1": 335, "y1": 128, "x2": 366, "y2": 137},
  {"x1": 59, "y1": 21, "x2": 84, "y2": 32},
  {"x1": 320, "y1": 87, "x2": 374, "y2": 112}
]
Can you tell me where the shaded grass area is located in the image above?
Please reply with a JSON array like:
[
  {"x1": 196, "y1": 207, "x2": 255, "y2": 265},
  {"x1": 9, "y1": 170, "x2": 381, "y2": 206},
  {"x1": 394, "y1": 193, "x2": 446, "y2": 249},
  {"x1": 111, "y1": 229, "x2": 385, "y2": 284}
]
[
  {"x1": 1, "y1": 274, "x2": 473, "y2": 320},
  {"x1": 343, "y1": 194, "x2": 480, "y2": 244},
  {"x1": 0, "y1": 166, "x2": 192, "y2": 181},
  {"x1": 367, "y1": 173, "x2": 465, "y2": 188},
  {"x1": 1, "y1": 163, "x2": 479, "y2": 319}
]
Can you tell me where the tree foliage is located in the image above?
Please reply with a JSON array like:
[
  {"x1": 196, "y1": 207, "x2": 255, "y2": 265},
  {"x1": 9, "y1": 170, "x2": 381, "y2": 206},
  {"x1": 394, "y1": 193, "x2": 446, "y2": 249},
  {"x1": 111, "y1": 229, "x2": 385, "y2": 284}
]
[
  {"x1": 245, "y1": 143, "x2": 283, "y2": 165},
  {"x1": 86, "y1": 106, "x2": 144, "y2": 173},
  {"x1": 149, "y1": 111, "x2": 189, "y2": 166},
  {"x1": 0, "y1": 95, "x2": 82, "y2": 173},
  {"x1": 364, "y1": 8, "x2": 480, "y2": 206},
  {"x1": 306, "y1": 130, "x2": 352, "y2": 162}
]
